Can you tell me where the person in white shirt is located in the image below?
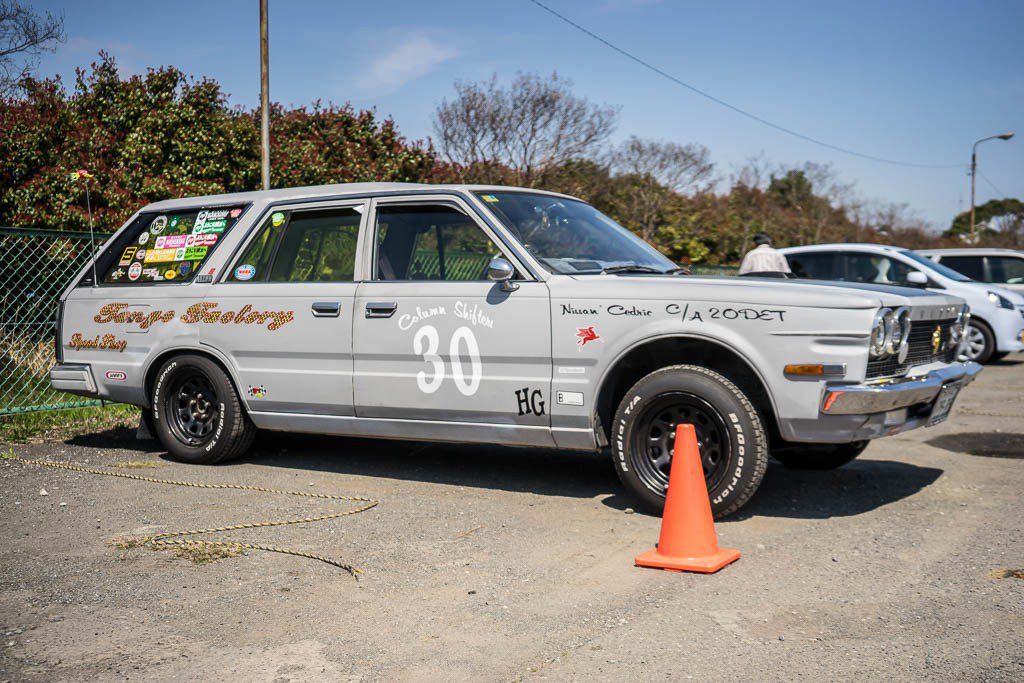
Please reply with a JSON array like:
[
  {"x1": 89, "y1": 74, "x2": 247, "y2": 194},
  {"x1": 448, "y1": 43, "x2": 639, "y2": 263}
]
[{"x1": 738, "y1": 233, "x2": 792, "y2": 277}]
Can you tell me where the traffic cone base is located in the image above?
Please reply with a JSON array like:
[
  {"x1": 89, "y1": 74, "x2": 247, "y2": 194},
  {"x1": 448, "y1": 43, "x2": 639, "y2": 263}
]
[
  {"x1": 634, "y1": 545, "x2": 740, "y2": 574},
  {"x1": 633, "y1": 423, "x2": 741, "y2": 575}
]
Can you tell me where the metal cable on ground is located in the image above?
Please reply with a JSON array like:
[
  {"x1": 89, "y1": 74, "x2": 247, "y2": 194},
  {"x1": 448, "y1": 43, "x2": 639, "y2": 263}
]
[
  {"x1": 5, "y1": 454, "x2": 379, "y2": 578},
  {"x1": 526, "y1": 0, "x2": 963, "y2": 170}
]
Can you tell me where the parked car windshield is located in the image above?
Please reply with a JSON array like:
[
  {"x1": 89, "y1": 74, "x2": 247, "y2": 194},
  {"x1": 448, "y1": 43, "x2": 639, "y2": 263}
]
[
  {"x1": 475, "y1": 191, "x2": 676, "y2": 274},
  {"x1": 902, "y1": 250, "x2": 973, "y2": 282}
]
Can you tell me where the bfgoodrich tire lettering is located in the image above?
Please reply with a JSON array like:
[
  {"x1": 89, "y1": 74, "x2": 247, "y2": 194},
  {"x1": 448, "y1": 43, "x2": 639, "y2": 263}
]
[
  {"x1": 612, "y1": 365, "x2": 768, "y2": 518},
  {"x1": 151, "y1": 354, "x2": 255, "y2": 465}
]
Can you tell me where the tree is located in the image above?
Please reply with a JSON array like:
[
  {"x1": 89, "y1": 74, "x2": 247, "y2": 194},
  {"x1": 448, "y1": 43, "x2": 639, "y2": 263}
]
[
  {"x1": 433, "y1": 72, "x2": 618, "y2": 186},
  {"x1": 946, "y1": 198, "x2": 1024, "y2": 246},
  {"x1": 0, "y1": 0, "x2": 64, "y2": 95},
  {"x1": 608, "y1": 136, "x2": 713, "y2": 243},
  {"x1": 0, "y1": 54, "x2": 435, "y2": 231}
]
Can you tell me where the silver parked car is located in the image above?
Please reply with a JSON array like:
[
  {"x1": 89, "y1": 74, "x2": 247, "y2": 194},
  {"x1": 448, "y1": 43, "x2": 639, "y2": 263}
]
[{"x1": 51, "y1": 184, "x2": 980, "y2": 517}]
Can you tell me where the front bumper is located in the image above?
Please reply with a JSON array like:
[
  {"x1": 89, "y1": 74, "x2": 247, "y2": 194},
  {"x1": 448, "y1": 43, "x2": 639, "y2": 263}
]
[
  {"x1": 778, "y1": 361, "x2": 982, "y2": 444},
  {"x1": 49, "y1": 363, "x2": 98, "y2": 397},
  {"x1": 821, "y1": 361, "x2": 982, "y2": 415}
]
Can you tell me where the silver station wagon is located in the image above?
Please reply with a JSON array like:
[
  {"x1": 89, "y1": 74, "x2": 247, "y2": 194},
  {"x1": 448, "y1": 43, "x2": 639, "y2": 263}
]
[{"x1": 51, "y1": 183, "x2": 981, "y2": 516}]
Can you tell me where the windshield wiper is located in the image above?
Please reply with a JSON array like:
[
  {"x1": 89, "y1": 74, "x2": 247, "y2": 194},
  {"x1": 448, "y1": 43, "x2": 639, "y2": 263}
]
[{"x1": 602, "y1": 264, "x2": 683, "y2": 275}]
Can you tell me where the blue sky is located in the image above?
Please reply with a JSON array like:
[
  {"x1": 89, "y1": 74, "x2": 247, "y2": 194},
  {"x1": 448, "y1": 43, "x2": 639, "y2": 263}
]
[{"x1": 30, "y1": 0, "x2": 1024, "y2": 229}]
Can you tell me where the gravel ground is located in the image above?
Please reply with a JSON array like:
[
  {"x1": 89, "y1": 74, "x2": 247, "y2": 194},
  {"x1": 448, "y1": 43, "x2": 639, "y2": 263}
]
[{"x1": 1, "y1": 356, "x2": 1022, "y2": 682}]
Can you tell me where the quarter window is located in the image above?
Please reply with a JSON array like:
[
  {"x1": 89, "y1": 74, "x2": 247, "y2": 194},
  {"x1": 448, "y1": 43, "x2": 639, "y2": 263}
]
[
  {"x1": 374, "y1": 205, "x2": 505, "y2": 281},
  {"x1": 101, "y1": 206, "x2": 245, "y2": 284},
  {"x1": 986, "y1": 256, "x2": 1024, "y2": 285}
]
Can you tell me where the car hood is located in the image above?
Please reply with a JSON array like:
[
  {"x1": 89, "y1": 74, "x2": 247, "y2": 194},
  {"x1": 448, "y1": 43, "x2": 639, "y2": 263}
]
[{"x1": 558, "y1": 274, "x2": 965, "y2": 312}]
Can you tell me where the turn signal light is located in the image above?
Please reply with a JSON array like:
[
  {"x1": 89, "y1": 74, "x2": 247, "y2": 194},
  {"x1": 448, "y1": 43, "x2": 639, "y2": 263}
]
[{"x1": 784, "y1": 363, "x2": 846, "y2": 378}]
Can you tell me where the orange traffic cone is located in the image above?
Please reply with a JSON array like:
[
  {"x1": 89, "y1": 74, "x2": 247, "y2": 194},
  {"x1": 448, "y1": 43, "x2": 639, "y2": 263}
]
[{"x1": 634, "y1": 424, "x2": 741, "y2": 573}]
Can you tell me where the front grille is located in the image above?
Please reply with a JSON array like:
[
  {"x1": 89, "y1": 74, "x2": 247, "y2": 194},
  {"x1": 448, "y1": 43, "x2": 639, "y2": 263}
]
[{"x1": 866, "y1": 317, "x2": 958, "y2": 379}]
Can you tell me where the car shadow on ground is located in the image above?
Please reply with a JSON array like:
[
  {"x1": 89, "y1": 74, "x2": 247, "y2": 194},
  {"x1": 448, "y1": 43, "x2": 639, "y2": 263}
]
[
  {"x1": 731, "y1": 459, "x2": 943, "y2": 520},
  {"x1": 67, "y1": 426, "x2": 163, "y2": 453},
  {"x1": 214, "y1": 431, "x2": 943, "y2": 520},
  {"x1": 926, "y1": 432, "x2": 1024, "y2": 459}
]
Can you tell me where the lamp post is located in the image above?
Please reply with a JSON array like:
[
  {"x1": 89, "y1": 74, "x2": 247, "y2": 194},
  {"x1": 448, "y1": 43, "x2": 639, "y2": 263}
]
[{"x1": 970, "y1": 132, "x2": 1014, "y2": 243}]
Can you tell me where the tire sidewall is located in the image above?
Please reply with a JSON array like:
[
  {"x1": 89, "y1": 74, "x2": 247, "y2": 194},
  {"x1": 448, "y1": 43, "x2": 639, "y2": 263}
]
[
  {"x1": 152, "y1": 355, "x2": 238, "y2": 464},
  {"x1": 612, "y1": 366, "x2": 766, "y2": 518}
]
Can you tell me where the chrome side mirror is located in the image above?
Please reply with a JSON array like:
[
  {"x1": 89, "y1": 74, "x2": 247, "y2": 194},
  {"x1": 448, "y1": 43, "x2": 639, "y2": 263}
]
[
  {"x1": 906, "y1": 271, "x2": 928, "y2": 286},
  {"x1": 487, "y1": 257, "x2": 519, "y2": 292}
]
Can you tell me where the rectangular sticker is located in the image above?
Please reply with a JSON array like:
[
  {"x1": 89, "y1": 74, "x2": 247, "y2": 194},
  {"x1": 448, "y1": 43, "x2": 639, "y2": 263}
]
[
  {"x1": 143, "y1": 248, "x2": 177, "y2": 263},
  {"x1": 556, "y1": 391, "x2": 584, "y2": 406},
  {"x1": 157, "y1": 234, "x2": 189, "y2": 249},
  {"x1": 119, "y1": 246, "x2": 137, "y2": 266},
  {"x1": 183, "y1": 246, "x2": 208, "y2": 260}
]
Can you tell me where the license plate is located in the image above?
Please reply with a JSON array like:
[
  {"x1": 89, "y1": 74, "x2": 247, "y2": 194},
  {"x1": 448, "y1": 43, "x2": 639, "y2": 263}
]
[{"x1": 928, "y1": 382, "x2": 962, "y2": 426}]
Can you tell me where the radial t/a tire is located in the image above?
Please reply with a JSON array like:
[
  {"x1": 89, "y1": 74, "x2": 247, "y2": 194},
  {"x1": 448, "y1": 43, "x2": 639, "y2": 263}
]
[
  {"x1": 771, "y1": 440, "x2": 869, "y2": 470},
  {"x1": 151, "y1": 354, "x2": 255, "y2": 465},
  {"x1": 611, "y1": 365, "x2": 768, "y2": 518}
]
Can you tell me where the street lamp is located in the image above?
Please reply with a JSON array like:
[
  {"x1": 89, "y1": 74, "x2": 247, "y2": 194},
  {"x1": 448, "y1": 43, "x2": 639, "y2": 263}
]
[{"x1": 970, "y1": 131, "x2": 1014, "y2": 242}]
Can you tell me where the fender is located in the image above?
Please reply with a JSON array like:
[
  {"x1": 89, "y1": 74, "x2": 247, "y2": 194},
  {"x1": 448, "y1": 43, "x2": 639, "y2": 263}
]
[
  {"x1": 141, "y1": 342, "x2": 250, "y2": 412},
  {"x1": 591, "y1": 330, "x2": 781, "y2": 429}
]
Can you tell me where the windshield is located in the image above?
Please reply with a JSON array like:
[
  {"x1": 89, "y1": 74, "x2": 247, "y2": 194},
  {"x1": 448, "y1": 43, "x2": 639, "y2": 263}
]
[
  {"x1": 474, "y1": 191, "x2": 677, "y2": 274},
  {"x1": 902, "y1": 250, "x2": 973, "y2": 282}
]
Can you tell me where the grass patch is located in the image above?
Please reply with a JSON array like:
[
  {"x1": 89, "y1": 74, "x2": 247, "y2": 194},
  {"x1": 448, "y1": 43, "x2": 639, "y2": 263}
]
[
  {"x1": 109, "y1": 535, "x2": 150, "y2": 550},
  {"x1": 112, "y1": 460, "x2": 164, "y2": 469},
  {"x1": 172, "y1": 542, "x2": 244, "y2": 564},
  {"x1": 0, "y1": 403, "x2": 139, "y2": 443}
]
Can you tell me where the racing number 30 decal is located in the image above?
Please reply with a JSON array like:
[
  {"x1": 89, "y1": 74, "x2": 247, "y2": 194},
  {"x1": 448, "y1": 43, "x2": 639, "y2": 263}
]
[{"x1": 413, "y1": 325, "x2": 482, "y2": 396}]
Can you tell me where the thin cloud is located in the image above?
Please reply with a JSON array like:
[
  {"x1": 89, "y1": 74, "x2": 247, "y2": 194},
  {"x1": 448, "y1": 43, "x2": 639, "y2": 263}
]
[{"x1": 358, "y1": 32, "x2": 459, "y2": 92}]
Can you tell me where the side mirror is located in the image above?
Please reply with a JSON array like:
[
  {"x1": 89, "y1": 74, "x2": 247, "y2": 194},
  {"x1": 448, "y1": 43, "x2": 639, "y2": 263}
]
[
  {"x1": 487, "y1": 257, "x2": 519, "y2": 292},
  {"x1": 906, "y1": 271, "x2": 928, "y2": 286}
]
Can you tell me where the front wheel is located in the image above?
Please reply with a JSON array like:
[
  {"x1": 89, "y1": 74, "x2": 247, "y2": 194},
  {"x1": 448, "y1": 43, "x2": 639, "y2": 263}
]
[
  {"x1": 151, "y1": 354, "x2": 255, "y2": 464},
  {"x1": 611, "y1": 365, "x2": 768, "y2": 518},
  {"x1": 963, "y1": 321, "x2": 995, "y2": 364}
]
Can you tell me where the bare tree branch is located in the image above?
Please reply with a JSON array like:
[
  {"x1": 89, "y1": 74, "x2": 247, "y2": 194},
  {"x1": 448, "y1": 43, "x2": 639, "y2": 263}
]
[{"x1": 0, "y1": 0, "x2": 65, "y2": 95}]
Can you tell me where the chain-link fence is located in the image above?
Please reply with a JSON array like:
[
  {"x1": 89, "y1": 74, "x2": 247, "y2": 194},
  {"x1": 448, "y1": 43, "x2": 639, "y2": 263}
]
[{"x1": 1, "y1": 227, "x2": 111, "y2": 415}]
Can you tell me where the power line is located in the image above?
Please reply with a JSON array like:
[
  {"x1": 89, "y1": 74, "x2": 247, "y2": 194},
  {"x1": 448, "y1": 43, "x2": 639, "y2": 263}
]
[
  {"x1": 527, "y1": 0, "x2": 964, "y2": 170},
  {"x1": 977, "y1": 169, "x2": 1006, "y2": 198}
]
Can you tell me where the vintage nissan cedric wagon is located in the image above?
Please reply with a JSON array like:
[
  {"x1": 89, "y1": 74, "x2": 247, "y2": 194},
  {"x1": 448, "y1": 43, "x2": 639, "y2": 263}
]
[{"x1": 51, "y1": 183, "x2": 981, "y2": 516}]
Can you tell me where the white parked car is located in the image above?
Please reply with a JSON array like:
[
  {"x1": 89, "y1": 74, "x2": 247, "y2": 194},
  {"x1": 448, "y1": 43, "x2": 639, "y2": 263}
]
[
  {"x1": 780, "y1": 243, "x2": 1024, "y2": 363},
  {"x1": 918, "y1": 248, "x2": 1024, "y2": 294}
]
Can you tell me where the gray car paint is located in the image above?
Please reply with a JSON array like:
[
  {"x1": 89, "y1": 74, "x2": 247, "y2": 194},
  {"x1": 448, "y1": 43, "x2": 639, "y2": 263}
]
[{"x1": 52, "y1": 183, "x2": 976, "y2": 452}]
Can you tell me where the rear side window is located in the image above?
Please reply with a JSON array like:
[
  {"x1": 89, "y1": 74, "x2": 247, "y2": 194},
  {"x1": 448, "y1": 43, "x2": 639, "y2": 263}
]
[
  {"x1": 938, "y1": 255, "x2": 984, "y2": 281},
  {"x1": 787, "y1": 252, "x2": 835, "y2": 279},
  {"x1": 986, "y1": 256, "x2": 1024, "y2": 285},
  {"x1": 229, "y1": 207, "x2": 361, "y2": 282},
  {"x1": 101, "y1": 206, "x2": 246, "y2": 284}
]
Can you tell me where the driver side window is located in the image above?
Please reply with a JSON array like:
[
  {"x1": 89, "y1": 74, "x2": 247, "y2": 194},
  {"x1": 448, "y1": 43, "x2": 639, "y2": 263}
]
[{"x1": 373, "y1": 205, "x2": 507, "y2": 281}]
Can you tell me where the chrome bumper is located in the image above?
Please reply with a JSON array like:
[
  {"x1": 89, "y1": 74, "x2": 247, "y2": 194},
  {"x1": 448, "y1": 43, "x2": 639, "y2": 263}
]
[
  {"x1": 49, "y1": 363, "x2": 98, "y2": 397},
  {"x1": 821, "y1": 362, "x2": 982, "y2": 415}
]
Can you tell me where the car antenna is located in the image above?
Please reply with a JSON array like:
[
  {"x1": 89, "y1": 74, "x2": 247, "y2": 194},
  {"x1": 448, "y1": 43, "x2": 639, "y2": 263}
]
[{"x1": 72, "y1": 169, "x2": 99, "y2": 287}]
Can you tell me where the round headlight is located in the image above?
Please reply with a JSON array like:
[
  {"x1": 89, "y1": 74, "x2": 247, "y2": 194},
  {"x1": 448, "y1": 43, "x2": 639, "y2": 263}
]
[
  {"x1": 887, "y1": 306, "x2": 911, "y2": 356},
  {"x1": 870, "y1": 308, "x2": 890, "y2": 357}
]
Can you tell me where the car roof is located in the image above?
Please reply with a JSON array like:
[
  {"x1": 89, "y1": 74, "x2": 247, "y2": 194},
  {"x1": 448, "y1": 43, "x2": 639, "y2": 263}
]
[
  {"x1": 778, "y1": 243, "x2": 908, "y2": 254},
  {"x1": 917, "y1": 247, "x2": 1023, "y2": 256},
  {"x1": 141, "y1": 183, "x2": 578, "y2": 212}
]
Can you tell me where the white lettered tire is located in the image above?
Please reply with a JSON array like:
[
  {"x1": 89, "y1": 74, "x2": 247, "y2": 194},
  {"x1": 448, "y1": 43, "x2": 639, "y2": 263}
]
[
  {"x1": 612, "y1": 365, "x2": 768, "y2": 518},
  {"x1": 151, "y1": 354, "x2": 255, "y2": 465}
]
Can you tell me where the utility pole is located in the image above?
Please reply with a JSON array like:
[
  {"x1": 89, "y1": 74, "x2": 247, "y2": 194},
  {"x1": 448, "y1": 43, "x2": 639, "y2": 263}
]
[
  {"x1": 969, "y1": 132, "x2": 1014, "y2": 243},
  {"x1": 260, "y1": 0, "x2": 270, "y2": 190}
]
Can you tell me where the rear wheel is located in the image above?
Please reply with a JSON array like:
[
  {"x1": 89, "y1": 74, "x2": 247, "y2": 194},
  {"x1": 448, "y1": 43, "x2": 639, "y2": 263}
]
[
  {"x1": 151, "y1": 354, "x2": 255, "y2": 464},
  {"x1": 964, "y1": 321, "x2": 995, "y2": 364},
  {"x1": 772, "y1": 440, "x2": 869, "y2": 470},
  {"x1": 611, "y1": 365, "x2": 768, "y2": 518}
]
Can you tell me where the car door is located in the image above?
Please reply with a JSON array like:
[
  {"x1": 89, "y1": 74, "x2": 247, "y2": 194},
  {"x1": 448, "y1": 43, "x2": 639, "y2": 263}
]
[
  {"x1": 201, "y1": 200, "x2": 367, "y2": 415},
  {"x1": 352, "y1": 195, "x2": 553, "y2": 435}
]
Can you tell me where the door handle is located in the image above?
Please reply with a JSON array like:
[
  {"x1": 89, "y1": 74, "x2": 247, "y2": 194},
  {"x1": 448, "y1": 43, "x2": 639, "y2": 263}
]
[
  {"x1": 311, "y1": 301, "x2": 341, "y2": 317},
  {"x1": 365, "y1": 301, "x2": 397, "y2": 319}
]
